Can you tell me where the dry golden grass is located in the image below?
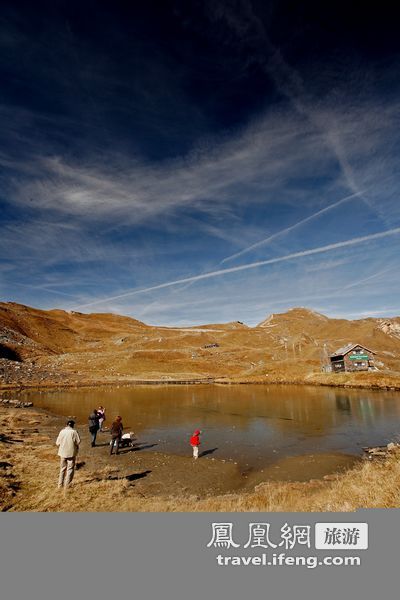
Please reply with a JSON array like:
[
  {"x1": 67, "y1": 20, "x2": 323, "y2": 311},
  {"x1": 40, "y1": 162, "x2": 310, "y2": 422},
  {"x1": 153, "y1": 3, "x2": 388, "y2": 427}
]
[
  {"x1": 198, "y1": 455, "x2": 400, "y2": 512},
  {"x1": 9, "y1": 450, "x2": 400, "y2": 513}
]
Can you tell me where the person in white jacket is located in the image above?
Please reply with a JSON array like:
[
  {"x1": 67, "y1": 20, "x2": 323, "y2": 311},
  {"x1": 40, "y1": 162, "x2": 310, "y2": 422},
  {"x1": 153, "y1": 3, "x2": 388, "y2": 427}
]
[{"x1": 56, "y1": 420, "x2": 81, "y2": 488}]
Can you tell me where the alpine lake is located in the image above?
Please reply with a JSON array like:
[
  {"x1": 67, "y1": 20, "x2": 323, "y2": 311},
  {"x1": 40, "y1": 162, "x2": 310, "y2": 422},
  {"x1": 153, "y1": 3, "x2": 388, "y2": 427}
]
[{"x1": 18, "y1": 383, "x2": 400, "y2": 481}]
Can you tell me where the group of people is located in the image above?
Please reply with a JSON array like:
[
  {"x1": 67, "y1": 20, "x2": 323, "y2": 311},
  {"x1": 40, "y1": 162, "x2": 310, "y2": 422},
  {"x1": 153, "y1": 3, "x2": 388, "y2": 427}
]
[
  {"x1": 88, "y1": 406, "x2": 124, "y2": 454},
  {"x1": 56, "y1": 410, "x2": 202, "y2": 488},
  {"x1": 88, "y1": 406, "x2": 106, "y2": 447}
]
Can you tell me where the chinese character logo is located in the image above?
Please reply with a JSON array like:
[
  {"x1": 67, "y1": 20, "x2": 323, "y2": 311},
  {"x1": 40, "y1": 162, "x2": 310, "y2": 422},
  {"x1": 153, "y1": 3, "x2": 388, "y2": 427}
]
[
  {"x1": 279, "y1": 523, "x2": 311, "y2": 549},
  {"x1": 315, "y1": 523, "x2": 368, "y2": 550},
  {"x1": 244, "y1": 523, "x2": 277, "y2": 548},
  {"x1": 207, "y1": 523, "x2": 240, "y2": 548},
  {"x1": 324, "y1": 527, "x2": 360, "y2": 546}
]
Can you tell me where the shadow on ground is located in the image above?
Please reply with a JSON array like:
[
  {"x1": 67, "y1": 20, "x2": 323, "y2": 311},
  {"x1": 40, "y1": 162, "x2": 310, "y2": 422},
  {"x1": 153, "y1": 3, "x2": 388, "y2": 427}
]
[
  {"x1": 119, "y1": 442, "x2": 158, "y2": 454},
  {"x1": 199, "y1": 447, "x2": 218, "y2": 458},
  {"x1": 0, "y1": 434, "x2": 23, "y2": 444},
  {"x1": 83, "y1": 470, "x2": 152, "y2": 485},
  {"x1": 126, "y1": 470, "x2": 152, "y2": 482}
]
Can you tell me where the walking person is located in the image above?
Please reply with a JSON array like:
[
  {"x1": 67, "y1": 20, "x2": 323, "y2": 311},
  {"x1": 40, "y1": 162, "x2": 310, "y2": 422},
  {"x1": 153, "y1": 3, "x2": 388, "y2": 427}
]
[
  {"x1": 88, "y1": 409, "x2": 100, "y2": 447},
  {"x1": 97, "y1": 406, "x2": 106, "y2": 432},
  {"x1": 56, "y1": 420, "x2": 80, "y2": 489},
  {"x1": 110, "y1": 416, "x2": 123, "y2": 455},
  {"x1": 190, "y1": 429, "x2": 201, "y2": 460}
]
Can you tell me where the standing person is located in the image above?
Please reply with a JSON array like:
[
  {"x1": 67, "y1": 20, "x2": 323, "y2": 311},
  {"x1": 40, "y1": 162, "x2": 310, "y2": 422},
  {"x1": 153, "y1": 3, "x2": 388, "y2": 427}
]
[
  {"x1": 97, "y1": 406, "x2": 106, "y2": 432},
  {"x1": 56, "y1": 420, "x2": 80, "y2": 489},
  {"x1": 88, "y1": 409, "x2": 99, "y2": 447},
  {"x1": 110, "y1": 416, "x2": 123, "y2": 455},
  {"x1": 190, "y1": 429, "x2": 201, "y2": 459}
]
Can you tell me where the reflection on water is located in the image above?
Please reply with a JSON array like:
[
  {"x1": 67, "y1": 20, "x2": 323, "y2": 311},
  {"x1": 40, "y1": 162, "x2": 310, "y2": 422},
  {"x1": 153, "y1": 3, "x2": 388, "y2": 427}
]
[{"x1": 18, "y1": 384, "x2": 400, "y2": 471}]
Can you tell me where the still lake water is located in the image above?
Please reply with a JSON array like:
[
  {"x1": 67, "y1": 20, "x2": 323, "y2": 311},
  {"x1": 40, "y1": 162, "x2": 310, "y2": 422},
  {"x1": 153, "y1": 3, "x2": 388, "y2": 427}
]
[{"x1": 19, "y1": 384, "x2": 400, "y2": 474}]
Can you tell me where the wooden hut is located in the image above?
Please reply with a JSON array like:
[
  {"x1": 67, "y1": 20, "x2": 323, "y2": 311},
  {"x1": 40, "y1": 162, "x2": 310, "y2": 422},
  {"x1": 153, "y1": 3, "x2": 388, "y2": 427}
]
[{"x1": 330, "y1": 343, "x2": 376, "y2": 373}]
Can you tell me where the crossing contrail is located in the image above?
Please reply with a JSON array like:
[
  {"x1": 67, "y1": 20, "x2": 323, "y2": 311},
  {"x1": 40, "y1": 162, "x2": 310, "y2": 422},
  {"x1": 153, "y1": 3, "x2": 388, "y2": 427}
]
[
  {"x1": 221, "y1": 190, "x2": 365, "y2": 264},
  {"x1": 340, "y1": 265, "x2": 394, "y2": 291},
  {"x1": 75, "y1": 226, "x2": 400, "y2": 310}
]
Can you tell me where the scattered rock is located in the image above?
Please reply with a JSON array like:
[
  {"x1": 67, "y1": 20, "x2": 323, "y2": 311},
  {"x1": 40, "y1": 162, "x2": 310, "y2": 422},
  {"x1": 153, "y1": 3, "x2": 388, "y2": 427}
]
[
  {"x1": 387, "y1": 442, "x2": 398, "y2": 451},
  {"x1": 362, "y1": 443, "x2": 400, "y2": 458},
  {"x1": 0, "y1": 399, "x2": 33, "y2": 408}
]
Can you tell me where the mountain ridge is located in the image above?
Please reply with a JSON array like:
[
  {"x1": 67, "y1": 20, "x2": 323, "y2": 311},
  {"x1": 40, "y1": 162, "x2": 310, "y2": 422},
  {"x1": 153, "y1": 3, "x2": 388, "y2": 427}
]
[{"x1": 1, "y1": 301, "x2": 400, "y2": 388}]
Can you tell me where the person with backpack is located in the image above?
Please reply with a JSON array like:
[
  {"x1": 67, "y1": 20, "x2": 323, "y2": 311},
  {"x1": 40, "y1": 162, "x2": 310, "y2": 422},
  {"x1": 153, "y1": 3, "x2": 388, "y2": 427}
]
[
  {"x1": 88, "y1": 409, "x2": 100, "y2": 447},
  {"x1": 190, "y1": 429, "x2": 201, "y2": 459}
]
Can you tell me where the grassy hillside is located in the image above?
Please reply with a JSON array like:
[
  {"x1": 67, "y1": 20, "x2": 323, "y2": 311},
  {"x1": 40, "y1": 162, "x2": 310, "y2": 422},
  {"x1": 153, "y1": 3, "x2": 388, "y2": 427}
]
[{"x1": 1, "y1": 302, "x2": 400, "y2": 389}]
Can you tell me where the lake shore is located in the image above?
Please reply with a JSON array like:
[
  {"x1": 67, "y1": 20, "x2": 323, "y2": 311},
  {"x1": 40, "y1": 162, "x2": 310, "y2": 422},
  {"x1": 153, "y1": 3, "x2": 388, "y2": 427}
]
[
  {"x1": 3, "y1": 368, "x2": 400, "y2": 393},
  {"x1": 0, "y1": 403, "x2": 248, "y2": 511},
  {"x1": 2, "y1": 402, "x2": 400, "y2": 512}
]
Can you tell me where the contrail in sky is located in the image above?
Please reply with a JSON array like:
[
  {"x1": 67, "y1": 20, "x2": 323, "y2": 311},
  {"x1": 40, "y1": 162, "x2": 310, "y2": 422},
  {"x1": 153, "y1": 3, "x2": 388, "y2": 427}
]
[
  {"x1": 221, "y1": 190, "x2": 365, "y2": 264},
  {"x1": 75, "y1": 227, "x2": 400, "y2": 310},
  {"x1": 340, "y1": 265, "x2": 394, "y2": 291},
  {"x1": 12, "y1": 282, "x2": 79, "y2": 299}
]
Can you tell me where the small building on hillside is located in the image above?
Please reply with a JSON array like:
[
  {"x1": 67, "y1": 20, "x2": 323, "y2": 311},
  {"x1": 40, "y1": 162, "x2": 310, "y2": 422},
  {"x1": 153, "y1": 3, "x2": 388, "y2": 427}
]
[{"x1": 330, "y1": 343, "x2": 376, "y2": 373}]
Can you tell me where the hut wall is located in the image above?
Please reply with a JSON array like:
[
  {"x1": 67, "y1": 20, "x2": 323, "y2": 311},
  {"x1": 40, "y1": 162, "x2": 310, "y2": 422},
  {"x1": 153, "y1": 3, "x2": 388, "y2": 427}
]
[
  {"x1": 331, "y1": 358, "x2": 345, "y2": 372},
  {"x1": 343, "y1": 347, "x2": 374, "y2": 372}
]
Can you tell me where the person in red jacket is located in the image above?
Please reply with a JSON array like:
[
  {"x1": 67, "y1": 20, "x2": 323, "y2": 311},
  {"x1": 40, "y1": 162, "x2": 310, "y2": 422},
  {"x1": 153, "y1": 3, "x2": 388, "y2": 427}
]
[{"x1": 190, "y1": 429, "x2": 201, "y2": 459}]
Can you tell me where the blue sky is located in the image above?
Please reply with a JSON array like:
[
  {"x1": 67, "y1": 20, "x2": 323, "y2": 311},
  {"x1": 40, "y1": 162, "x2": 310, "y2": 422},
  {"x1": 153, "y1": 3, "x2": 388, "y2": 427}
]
[{"x1": 1, "y1": 1, "x2": 400, "y2": 325}]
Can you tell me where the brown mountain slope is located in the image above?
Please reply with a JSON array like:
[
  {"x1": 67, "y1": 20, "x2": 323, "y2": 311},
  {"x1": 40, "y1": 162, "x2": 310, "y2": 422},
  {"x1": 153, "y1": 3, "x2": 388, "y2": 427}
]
[
  {"x1": 257, "y1": 307, "x2": 400, "y2": 367},
  {"x1": 1, "y1": 302, "x2": 400, "y2": 388},
  {"x1": 0, "y1": 302, "x2": 147, "y2": 353}
]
